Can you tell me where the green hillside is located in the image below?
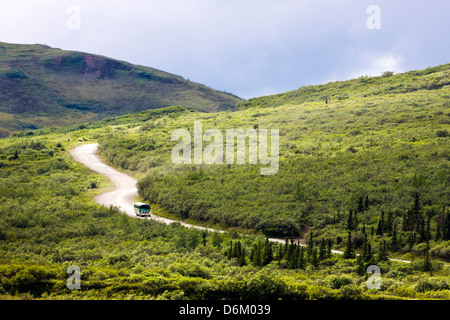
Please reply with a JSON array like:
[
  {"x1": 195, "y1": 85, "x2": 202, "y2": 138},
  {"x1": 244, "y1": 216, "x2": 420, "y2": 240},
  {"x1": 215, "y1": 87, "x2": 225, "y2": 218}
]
[
  {"x1": 0, "y1": 42, "x2": 241, "y2": 137},
  {"x1": 1, "y1": 63, "x2": 449, "y2": 300},
  {"x1": 94, "y1": 64, "x2": 450, "y2": 258}
]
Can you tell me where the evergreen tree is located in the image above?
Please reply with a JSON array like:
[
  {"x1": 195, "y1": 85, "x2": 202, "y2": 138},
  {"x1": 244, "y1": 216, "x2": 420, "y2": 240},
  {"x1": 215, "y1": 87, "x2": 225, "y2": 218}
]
[
  {"x1": 356, "y1": 254, "x2": 365, "y2": 276},
  {"x1": 402, "y1": 210, "x2": 408, "y2": 232},
  {"x1": 353, "y1": 210, "x2": 358, "y2": 231},
  {"x1": 407, "y1": 232, "x2": 416, "y2": 250},
  {"x1": 202, "y1": 231, "x2": 207, "y2": 246},
  {"x1": 312, "y1": 248, "x2": 319, "y2": 268},
  {"x1": 423, "y1": 241, "x2": 432, "y2": 273},
  {"x1": 289, "y1": 244, "x2": 298, "y2": 269},
  {"x1": 227, "y1": 241, "x2": 233, "y2": 260},
  {"x1": 418, "y1": 217, "x2": 426, "y2": 243},
  {"x1": 386, "y1": 212, "x2": 393, "y2": 235},
  {"x1": 287, "y1": 239, "x2": 295, "y2": 265},
  {"x1": 262, "y1": 239, "x2": 273, "y2": 266},
  {"x1": 298, "y1": 246, "x2": 305, "y2": 269},
  {"x1": 319, "y1": 238, "x2": 326, "y2": 261},
  {"x1": 347, "y1": 210, "x2": 354, "y2": 231},
  {"x1": 376, "y1": 240, "x2": 389, "y2": 262},
  {"x1": 307, "y1": 232, "x2": 314, "y2": 263},
  {"x1": 251, "y1": 242, "x2": 262, "y2": 267},
  {"x1": 238, "y1": 247, "x2": 246, "y2": 266},
  {"x1": 233, "y1": 241, "x2": 242, "y2": 259},
  {"x1": 357, "y1": 195, "x2": 364, "y2": 213},
  {"x1": 362, "y1": 233, "x2": 373, "y2": 262},
  {"x1": 443, "y1": 208, "x2": 450, "y2": 241},
  {"x1": 276, "y1": 244, "x2": 283, "y2": 266},
  {"x1": 343, "y1": 232, "x2": 355, "y2": 259},
  {"x1": 284, "y1": 238, "x2": 289, "y2": 256},
  {"x1": 364, "y1": 195, "x2": 369, "y2": 211},
  {"x1": 391, "y1": 226, "x2": 398, "y2": 251},
  {"x1": 377, "y1": 210, "x2": 385, "y2": 236},
  {"x1": 435, "y1": 224, "x2": 441, "y2": 241},
  {"x1": 326, "y1": 239, "x2": 333, "y2": 259}
]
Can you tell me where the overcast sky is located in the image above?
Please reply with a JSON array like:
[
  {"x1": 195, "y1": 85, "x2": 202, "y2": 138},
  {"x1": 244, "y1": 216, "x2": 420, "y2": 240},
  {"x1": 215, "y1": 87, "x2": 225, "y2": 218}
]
[{"x1": 1, "y1": 0, "x2": 449, "y2": 99}]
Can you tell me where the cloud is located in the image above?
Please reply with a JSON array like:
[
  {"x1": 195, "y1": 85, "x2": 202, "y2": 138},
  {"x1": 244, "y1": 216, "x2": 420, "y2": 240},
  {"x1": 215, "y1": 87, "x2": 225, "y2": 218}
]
[
  {"x1": 0, "y1": 0, "x2": 449, "y2": 98},
  {"x1": 348, "y1": 52, "x2": 404, "y2": 78}
]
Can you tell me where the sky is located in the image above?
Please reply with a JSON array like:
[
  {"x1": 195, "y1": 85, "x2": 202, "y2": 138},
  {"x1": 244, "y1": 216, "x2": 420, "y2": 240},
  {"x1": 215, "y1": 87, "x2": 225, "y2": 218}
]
[{"x1": 0, "y1": 0, "x2": 449, "y2": 99}]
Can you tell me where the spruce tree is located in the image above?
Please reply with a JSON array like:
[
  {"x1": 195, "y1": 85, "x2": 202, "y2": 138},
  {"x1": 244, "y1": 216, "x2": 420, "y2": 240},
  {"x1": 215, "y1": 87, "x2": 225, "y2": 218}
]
[
  {"x1": 227, "y1": 241, "x2": 233, "y2": 260},
  {"x1": 435, "y1": 224, "x2": 441, "y2": 241},
  {"x1": 362, "y1": 233, "x2": 373, "y2": 262},
  {"x1": 287, "y1": 239, "x2": 295, "y2": 265},
  {"x1": 326, "y1": 239, "x2": 332, "y2": 259},
  {"x1": 238, "y1": 247, "x2": 246, "y2": 266},
  {"x1": 312, "y1": 248, "x2": 319, "y2": 268},
  {"x1": 319, "y1": 238, "x2": 326, "y2": 261},
  {"x1": 376, "y1": 240, "x2": 389, "y2": 262},
  {"x1": 444, "y1": 209, "x2": 450, "y2": 241},
  {"x1": 347, "y1": 210, "x2": 354, "y2": 231},
  {"x1": 276, "y1": 244, "x2": 283, "y2": 266},
  {"x1": 251, "y1": 243, "x2": 262, "y2": 267},
  {"x1": 377, "y1": 210, "x2": 384, "y2": 236},
  {"x1": 357, "y1": 196, "x2": 364, "y2": 213},
  {"x1": 233, "y1": 241, "x2": 242, "y2": 259},
  {"x1": 307, "y1": 232, "x2": 314, "y2": 263},
  {"x1": 298, "y1": 246, "x2": 305, "y2": 269},
  {"x1": 356, "y1": 254, "x2": 365, "y2": 276},
  {"x1": 386, "y1": 212, "x2": 393, "y2": 235},
  {"x1": 391, "y1": 227, "x2": 398, "y2": 251},
  {"x1": 364, "y1": 195, "x2": 369, "y2": 211},
  {"x1": 353, "y1": 210, "x2": 358, "y2": 231},
  {"x1": 202, "y1": 231, "x2": 207, "y2": 246},
  {"x1": 262, "y1": 239, "x2": 273, "y2": 266},
  {"x1": 290, "y1": 244, "x2": 298, "y2": 269},
  {"x1": 343, "y1": 232, "x2": 355, "y2": 259},
  {"x1": 423, "y1": 241, "x2": 432, "y2": 273}
]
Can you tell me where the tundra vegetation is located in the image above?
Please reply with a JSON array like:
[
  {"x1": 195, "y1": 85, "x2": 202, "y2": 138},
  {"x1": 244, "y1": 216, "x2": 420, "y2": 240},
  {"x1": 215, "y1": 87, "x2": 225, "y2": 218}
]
[{"x1": 0, "y1": 64, "x2": 449, "y2": 299}]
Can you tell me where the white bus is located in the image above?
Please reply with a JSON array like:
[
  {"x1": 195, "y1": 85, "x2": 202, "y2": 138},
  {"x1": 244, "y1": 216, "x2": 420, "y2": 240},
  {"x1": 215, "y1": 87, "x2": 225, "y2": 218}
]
[{"x1": 134, "y1": 202, "x2": 151, "y2": 217}]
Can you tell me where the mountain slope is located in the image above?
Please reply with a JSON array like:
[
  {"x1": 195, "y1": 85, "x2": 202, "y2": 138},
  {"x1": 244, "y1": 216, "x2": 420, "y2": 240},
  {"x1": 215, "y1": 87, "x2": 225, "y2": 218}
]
[
  {"x1": 0, "y1": 42, "x2": 241, "y2": 137},
  {"x1": 237, "y1": 63, "x2": 450, "y2": 110},
  {"x1": 89, "y1": 63, "x2": 449, "y2": 246}
]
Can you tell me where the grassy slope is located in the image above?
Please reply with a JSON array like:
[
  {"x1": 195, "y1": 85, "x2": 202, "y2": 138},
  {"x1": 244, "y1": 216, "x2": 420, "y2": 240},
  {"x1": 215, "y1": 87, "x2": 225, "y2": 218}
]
[
  {"x1": 87, "y1": 64, "x2": 450, "y2": 260},
  {"x1": 1, "y1": 107, "x2": 449, "y2": 300},
  {"x1": 0, "y1": 42, "x2": 241, "y2": 137}
]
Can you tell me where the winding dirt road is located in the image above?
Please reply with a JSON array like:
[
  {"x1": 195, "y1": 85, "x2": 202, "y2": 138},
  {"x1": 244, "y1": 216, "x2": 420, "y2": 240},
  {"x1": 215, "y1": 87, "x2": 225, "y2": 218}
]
[
  {"x1": 70, "y1": 143, "x2": 410, "y2": 263},
  {"x1": 70, "y1": 143, "x2": 221, "y2": 233}
]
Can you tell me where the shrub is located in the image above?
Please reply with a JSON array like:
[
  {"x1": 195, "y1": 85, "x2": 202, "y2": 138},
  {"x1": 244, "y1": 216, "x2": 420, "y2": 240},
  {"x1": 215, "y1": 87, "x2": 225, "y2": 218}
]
[
  {"x1": 325, "y1": 274, "x2": 354, "y2": 289},
  {"x1": 339, "y1": 284, "x2": 363, "y2": 299},
  {"x1": 414, "y1": 277, "x2": 449, "y2": 292},
  {"x1": 5, "y1": 69, "x2": 28, "y2": 79},
  {"x1": 436, "y1": 129, "x2": 448, "y2": 137}
]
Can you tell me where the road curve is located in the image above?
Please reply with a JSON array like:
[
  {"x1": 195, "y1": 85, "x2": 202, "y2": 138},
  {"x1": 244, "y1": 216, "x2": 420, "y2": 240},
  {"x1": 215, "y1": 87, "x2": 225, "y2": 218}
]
[
  {"x1": 70, "y1": 143, "x2": 410, "y2": 263},
  {"x1": 70, "y1": 143, "x2": 221, "y2": 233}
]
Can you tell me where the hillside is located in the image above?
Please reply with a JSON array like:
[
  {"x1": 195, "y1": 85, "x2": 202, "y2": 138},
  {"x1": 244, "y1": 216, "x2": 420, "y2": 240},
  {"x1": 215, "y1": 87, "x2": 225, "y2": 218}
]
[
  {"x1": 237, "y1": 64, "x2": 450, "y2": 110},
  {"x1": 1, "y1": 63, "x2": 450, "y2": 300},
  {"x1": 93, "y1": 64, "x2": 449, "y2": 258},
  {"x1": 0, "y1": 42, "x2": 241, "y2": 137}
]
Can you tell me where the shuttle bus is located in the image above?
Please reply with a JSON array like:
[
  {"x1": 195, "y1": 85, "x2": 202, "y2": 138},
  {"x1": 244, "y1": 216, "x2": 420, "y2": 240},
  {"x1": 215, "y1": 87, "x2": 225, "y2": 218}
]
[{"x1": 134, "y1": 202, "x2": 151, "y2": 217}]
